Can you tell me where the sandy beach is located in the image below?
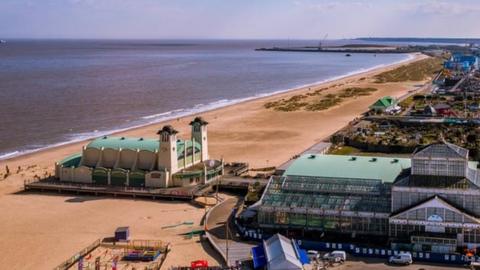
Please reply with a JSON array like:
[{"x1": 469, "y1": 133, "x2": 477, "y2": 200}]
[{"x1": 0, "y1": 53, "x2": 429, "y2": 269}]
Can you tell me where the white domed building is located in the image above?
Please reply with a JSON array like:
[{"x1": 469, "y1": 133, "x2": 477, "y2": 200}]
[{"x1": 55, "y1": 117, "x2": 223, "y2": 188}]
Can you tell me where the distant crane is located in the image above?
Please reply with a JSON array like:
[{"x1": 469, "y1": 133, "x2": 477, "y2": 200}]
[{"x1": 318, "y1": 34, "x2": 329, "y2": 50}]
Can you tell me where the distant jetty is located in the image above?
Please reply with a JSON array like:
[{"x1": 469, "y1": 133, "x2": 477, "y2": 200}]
[{"x1": 255, "y1": 44, "x2": 419, "y2": 54}]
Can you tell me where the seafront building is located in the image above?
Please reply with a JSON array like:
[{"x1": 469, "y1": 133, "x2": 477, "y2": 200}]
[
  {"x1": 444, "y1": 54, "x2": 479, "y2": 72},
  {"x1": 369, "y1": 96, "x2": 399, "y2": 113},
  {"x1": 250, "y1": 142, "x2": 480, "y2": 253},
  {"x1": 55, "y1": 117, "x2": 223, "y2": 188}
]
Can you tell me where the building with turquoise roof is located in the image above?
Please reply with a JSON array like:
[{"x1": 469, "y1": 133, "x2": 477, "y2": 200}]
[
  {"x1": 249, "y1": 142, "x2": 480, "y2": 253},
  {"x1": 55, "y1": 117, "x2": 223, "y2": 188}
]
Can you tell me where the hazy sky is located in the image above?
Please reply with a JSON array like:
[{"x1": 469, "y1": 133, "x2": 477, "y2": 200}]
[{"x1": 1, "y1": 0, "x2": 479, "y2": 39}]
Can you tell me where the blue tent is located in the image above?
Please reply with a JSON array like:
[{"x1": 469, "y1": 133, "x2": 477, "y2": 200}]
[
  {"x1": 293, "y1": 241, "x2": 310, "y2": 265},
  {"x1": 252, "y1": 244, "x2": 267, "y2": 269}
]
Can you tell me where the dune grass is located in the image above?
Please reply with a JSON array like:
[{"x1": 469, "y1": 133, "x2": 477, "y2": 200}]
[
  {"x1": 265, "y1": 87, "x2": 378, "y2": 112},
  {"x1": 374, "y1": 57, "x2": 443, "y2": 83},
  {"x1": 338, "y1": 87, "x2": 377, "y2": 98},
  {"x1": 305, "y1": 94, "x2": 343, "y2": 111}
]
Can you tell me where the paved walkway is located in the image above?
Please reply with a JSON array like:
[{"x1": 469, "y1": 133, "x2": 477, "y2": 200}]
[{"x1": 205, "y1": 197, "x2": 255, "y2": 266}]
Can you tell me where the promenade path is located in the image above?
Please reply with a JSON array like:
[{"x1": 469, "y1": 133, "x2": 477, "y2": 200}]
[{"x1": 205, "y1": 197, "x2": 256, "y2": 266}]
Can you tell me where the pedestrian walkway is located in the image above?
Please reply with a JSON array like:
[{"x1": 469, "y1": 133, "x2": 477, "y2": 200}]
[{"x1": 205, "y1": 197, "x2": 255, "y2": 266}]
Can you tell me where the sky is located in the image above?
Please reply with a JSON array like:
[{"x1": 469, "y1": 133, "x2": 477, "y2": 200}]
[{"x1": 1, "y1": 0, "x2": 479, "y2": 39}]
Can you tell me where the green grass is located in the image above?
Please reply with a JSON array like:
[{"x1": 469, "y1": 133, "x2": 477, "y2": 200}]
[
  {"x1": 338, "y1": 87, "x2": 377, "y2": 98},
  {"x1": 264, "y1": 87, "x2": 378, "y2": 112},
  {"x1": 399, "y1": 95, "x2": 414, "y2": 108},
  {"x1": 305, "y1": 95, "x2": 342, "y2": 111},
  {"x1": 374, "y1": 57, "x2": 443, "y2": 83},
  {"x1": 328, "y1": 146, "x2": 362, "y2": 155}
]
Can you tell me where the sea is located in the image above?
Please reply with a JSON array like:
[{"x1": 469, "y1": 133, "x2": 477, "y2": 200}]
[{"x1": 0, "y1": 39, "x2": 412, "y2": 160}]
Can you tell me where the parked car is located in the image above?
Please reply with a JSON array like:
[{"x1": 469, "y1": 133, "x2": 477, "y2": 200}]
[
  {"x1": 389, "y1": 252, "x2": 413, "y2": 265},
  {"x1": 323, "y1": 250, "x2": 346, "y2": 263},
  {"x1": 307, "y1": 250, "x2": 320, "y2": 260}
]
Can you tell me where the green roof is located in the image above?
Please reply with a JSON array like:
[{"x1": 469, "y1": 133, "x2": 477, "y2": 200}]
[
  {"x1": 284, "y1": 154, "x2": 411, "y2": 183},
  {"x1": 86, "y1": 136, "x2": 201, "y2": 157},
  {"x1": 59, "y1": 153, "x2": 82, "y2": 168},
  {"x1": 87, "y1": 136, "x2": 160, "y2": 152},
  {"x1": 370, "y1": 96, "x2": 396, "y2": 109}
]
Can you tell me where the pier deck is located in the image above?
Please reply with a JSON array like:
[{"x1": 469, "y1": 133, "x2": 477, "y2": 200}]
[
  {"x1": 23, "y1": 176, "x2": 266, "y2": 199},
  {"x1": 24, "y1": 179, "x2": 209, "y2": 200}
]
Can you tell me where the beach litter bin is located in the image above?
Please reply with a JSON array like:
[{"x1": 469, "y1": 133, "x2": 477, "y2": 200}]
[{"x1": 115, "y1": 226, "x2": 129, "y2": 241}]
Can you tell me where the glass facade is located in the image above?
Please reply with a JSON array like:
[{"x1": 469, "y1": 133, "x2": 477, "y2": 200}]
[
  {"x1": 254, "y1": 143, "x2": 480, "y2": 250},
  {"x1": 257, "y1": 175, "x2": 391, "y2": 236},
  {"x1": 412, "y1": 159, "x2": 466, "y2": 177},
  {"x1": 258, "y1": 210, "x2": 388, "y2": 235},
  {"x1": 392, "y1": 190, "x2": 480, "y2": 217}
]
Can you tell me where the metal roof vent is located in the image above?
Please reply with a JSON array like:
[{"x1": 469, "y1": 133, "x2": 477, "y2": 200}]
[
  {"x1": 370, "y1": 158, "x2": 377, "y2": 162},
  {"x1": 392, "y1": 159, "x2": 399, "y2": 163},
  {"x1": 120, "y1": 137, "x2": 125, "y2": 140},
  {"x1": 349, "y1": 157, "x2": 357, "y2": 161},
  {"x1": 102, "y1": 136, "x2": 108, "y2": 139},
  {"x1": 308, "y1": 154, "x2": 316, "y2": 159},
  {"x1": 139, "y1": 138, "x2": 144, "y2": 141}
]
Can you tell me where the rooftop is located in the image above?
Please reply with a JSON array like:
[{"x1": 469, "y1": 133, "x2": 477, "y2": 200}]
[
  {"x1": 414, "y1": 142, "x2": 469, "y2": 160},
  {"x1": 284, "y1": 154, "x2": 411, "y2": 183},
  {"x1": 261, "y1": 176, "x2": 391, "y2": 213},
  {"x1": 264, "y1": 234, "x2": 303, "y2": 270},
  {"x1": 87, "y1": 136, "x2": 160, "y2": 152},
  {"x1": 58, "y1": 153, "x2": 82, "y2": 168},
  {"x1": 370, "y1": 96, "x2": 396, "y2": 109},
  {"x1": 86, "y1": 136, "x2": 201, "y2": 156}
]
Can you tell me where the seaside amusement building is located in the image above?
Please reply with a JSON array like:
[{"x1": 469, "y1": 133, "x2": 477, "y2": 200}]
[
  {"x1": 245, "y1": 142, "x2": 480, "y2": 253},
  {"x1": 55, "y1": 117, "x2": 223, "y2": 188}
]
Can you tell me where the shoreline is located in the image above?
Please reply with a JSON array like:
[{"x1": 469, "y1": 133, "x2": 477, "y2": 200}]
[
  {"x1": 0, "y1": 52, "x2": 430, "y2": 269},
  {"x1": 0, "y1": 53, "x2": 417, "y2": 162}
]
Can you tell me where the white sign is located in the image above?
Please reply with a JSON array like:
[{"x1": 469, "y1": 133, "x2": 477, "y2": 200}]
[
  {"x1": 427, "y1": 214, "x2": 443, "y2": 223},
  {"x1": 426, "y1": 214, "x2": 445, "y2": 233}
]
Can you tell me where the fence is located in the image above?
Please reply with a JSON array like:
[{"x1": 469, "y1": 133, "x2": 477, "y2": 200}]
[
  {"x1": 53, "y1": 238, "x2": 102, "y2": 270},
  {"x1": 297, "y1": 239, "x2": 478, "y2": 265},
  {"x1": 232, "y1": 222, "x2": 480, "y2": 266}
]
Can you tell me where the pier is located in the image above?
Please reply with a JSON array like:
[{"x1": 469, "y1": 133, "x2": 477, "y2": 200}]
[
  {"x1": 23, "y1": 176, "x2": 268, "y2": 199},
  {"x1": 255, "y1": 46, "x2": 419, "y2": 54}
]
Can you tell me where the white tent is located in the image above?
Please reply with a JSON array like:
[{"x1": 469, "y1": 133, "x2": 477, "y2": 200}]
[{"x1": 264, "y1": 234, "x2": 303, "y2": 270}]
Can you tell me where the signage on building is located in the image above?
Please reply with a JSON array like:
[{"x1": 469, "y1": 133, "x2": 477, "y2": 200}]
[
  {"x1": 426, "y1": 214, "x2": 445, "y2": 233},
  {"x1": 427, "y1": 214, "x2": 443, "y2": 222}
]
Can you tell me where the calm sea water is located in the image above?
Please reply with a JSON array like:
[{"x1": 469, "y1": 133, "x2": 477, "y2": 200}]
[{"x1": 0, "y1": 40, "x2": 410, "y2": 159}]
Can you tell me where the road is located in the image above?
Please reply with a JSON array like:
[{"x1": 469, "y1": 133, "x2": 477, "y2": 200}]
[{"x1": 205, "y1": 197, "x2": 256, "y2": 266}]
